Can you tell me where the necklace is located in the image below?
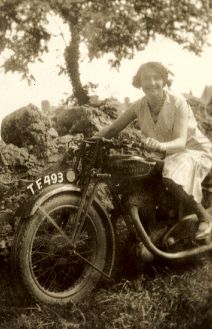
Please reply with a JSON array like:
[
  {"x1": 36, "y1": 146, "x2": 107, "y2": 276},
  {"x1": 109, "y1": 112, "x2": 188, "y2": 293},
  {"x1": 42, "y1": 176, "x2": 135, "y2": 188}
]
[{"x1": 147, "y1": 93, "x2": 166, "y2": 123}]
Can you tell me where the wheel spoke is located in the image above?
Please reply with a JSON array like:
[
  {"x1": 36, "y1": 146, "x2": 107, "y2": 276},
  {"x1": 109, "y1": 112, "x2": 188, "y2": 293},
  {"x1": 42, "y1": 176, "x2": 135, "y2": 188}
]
[
  {"x1": 32, "y1": 255, "x2": 55, "y2": 266},
  {"x1": 31, "y1": 209, "x2": 97, "y2": 289},
  {"x1": 34, "y1": 264, "x2": 57, "y2": 280}
]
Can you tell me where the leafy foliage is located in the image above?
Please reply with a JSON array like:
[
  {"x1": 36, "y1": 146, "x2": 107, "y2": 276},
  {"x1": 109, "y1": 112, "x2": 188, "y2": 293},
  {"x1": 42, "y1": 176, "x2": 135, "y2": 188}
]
[
  {"x1": 0, "y1": 0, "x2": 50, "y2": 81},
  {"x1": 0, "y1": 0, "x2": 212, "y2": 100},
  {"x1": 82, "y1": 0, "x2": 212, "y2": 67}
]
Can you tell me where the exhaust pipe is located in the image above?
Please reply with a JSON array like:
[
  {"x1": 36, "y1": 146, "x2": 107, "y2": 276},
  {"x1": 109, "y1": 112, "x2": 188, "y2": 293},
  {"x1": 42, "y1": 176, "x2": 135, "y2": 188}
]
[{"x1": 130, "y1": 206, "x2": 212, "y2": 260}]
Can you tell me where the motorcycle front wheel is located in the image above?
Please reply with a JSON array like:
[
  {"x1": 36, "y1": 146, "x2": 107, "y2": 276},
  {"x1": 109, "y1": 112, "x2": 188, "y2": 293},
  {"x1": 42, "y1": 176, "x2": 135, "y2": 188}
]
[{"x1": 11, "y1": 193, "x2": 107, "y2": 305}]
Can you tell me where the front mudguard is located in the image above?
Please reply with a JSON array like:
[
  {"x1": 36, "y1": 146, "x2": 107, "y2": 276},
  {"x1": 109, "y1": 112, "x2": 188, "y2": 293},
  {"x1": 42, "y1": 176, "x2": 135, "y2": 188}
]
[{"x1": 19, "y1": 183, "x2": 116, "y2": 279}]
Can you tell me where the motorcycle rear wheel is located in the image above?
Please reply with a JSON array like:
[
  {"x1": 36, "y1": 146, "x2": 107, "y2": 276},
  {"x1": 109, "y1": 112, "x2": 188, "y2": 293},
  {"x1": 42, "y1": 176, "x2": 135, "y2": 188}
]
[{"x1": 11, "y1": 193, "x2": 107, "y2": 305}]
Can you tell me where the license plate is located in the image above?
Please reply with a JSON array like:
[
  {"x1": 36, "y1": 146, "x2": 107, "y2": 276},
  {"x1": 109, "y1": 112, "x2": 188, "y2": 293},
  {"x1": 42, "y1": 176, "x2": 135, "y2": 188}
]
[{"x1": 27, "y1": 172, "x2": 64, "y2": 195}]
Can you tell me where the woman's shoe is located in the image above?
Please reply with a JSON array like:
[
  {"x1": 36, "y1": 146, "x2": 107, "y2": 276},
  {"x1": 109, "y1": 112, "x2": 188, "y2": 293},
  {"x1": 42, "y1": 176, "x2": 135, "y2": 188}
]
[{"x1": 195, "y1": 221, "x2": 212, "y2": 240}]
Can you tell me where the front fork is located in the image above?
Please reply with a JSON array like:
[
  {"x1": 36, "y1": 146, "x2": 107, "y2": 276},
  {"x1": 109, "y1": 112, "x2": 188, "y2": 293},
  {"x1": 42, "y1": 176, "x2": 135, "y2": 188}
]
[
  {"x1": 71, "y1": 171, "x2": 112, "y2": 245},
  {"x1": 70, "y1": 178, "x2": 98, "y2": 246}
]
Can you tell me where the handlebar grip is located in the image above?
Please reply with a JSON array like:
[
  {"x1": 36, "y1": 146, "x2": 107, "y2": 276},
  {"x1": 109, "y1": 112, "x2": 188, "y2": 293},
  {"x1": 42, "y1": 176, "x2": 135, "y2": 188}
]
[
  {"x1": 101, "y1": 137, "x2": 115, "y2": 145},
  {"x1": 85, "y1": 136, "x2": 113, "y2": 144},
  {"x1": 86, "y1": 137, "x2": 126, "y2": 148}
]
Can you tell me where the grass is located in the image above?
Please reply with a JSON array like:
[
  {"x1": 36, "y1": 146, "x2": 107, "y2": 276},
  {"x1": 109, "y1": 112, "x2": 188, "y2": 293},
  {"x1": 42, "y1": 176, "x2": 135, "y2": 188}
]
[{"x1": 0, "y1": 229, "x2": 211, "y2": 329}]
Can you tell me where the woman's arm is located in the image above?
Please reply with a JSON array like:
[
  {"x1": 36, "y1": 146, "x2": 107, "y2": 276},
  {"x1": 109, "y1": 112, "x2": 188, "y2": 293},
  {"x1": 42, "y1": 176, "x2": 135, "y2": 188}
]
[
  {"x1": 161, "y1": 98, "x2": 189, "y2": 154},
  {"x1": 96, "y1": 105, "x2": 137, "y2": 139}
]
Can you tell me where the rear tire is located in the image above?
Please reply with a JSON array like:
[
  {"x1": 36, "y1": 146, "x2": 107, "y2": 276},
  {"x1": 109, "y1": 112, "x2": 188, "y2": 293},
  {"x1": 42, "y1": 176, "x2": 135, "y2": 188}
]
[{"x1": 11, "y1": 193, "x2": 107, "y2": 305}]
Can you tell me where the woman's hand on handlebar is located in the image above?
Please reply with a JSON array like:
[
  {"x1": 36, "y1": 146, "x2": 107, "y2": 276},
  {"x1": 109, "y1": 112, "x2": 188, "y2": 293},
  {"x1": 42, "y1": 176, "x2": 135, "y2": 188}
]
[
  {"x1": 87, "y1": 135, "x2": 166, "y2": 155},
  {"x1": 144, "y1": 137, "x2": 166, "y2": 154}
]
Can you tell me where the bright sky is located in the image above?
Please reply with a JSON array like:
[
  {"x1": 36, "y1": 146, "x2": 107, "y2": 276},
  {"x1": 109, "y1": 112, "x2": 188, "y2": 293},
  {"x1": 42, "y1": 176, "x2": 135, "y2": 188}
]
[{"x1": 0, "y1": 19, "x2": 212, "y2": 124}]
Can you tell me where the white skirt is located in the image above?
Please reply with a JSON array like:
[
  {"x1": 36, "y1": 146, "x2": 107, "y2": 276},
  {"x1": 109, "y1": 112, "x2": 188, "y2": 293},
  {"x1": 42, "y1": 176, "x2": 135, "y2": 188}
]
[{"x1": 162, "y1": 149, "x2": 212, "y2": 203}]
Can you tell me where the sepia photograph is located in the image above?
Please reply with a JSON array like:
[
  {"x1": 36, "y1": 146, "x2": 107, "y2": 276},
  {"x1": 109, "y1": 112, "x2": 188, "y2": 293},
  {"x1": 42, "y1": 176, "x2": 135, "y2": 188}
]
[{"x1": 0, "y1": 1, "x2": 212, "y2": 328}]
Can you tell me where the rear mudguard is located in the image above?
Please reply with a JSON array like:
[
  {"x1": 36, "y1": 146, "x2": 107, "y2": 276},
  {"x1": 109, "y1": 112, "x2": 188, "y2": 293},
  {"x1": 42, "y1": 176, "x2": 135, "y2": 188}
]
[{"x1": 20, "y1": 183, "x2": 116, "y2": 279}]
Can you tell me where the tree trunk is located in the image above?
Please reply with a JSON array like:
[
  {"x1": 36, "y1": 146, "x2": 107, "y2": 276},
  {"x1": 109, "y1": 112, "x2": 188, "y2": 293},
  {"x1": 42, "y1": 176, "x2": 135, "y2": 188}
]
[{"x1": 65, "y1": 23, "x2": 89, "y2": 105}]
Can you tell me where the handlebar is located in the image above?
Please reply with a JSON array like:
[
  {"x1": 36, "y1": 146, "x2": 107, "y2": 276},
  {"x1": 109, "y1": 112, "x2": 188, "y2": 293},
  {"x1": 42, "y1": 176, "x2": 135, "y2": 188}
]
[{"x1": 84, "y1": 137, "x2": 166, "y2": 157}]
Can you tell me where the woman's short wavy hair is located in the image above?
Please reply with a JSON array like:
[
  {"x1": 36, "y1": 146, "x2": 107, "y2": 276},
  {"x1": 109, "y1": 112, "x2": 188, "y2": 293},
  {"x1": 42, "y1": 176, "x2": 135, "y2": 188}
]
[{"x1": 132, "y1": 61, "x2": 173, "y2": 89}]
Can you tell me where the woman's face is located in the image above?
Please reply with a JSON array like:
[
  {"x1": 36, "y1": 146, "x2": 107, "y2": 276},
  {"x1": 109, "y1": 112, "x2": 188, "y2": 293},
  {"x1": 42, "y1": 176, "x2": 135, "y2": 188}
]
[{"x1": 139, "y1": 68, "x2": 164, "y2": 97}]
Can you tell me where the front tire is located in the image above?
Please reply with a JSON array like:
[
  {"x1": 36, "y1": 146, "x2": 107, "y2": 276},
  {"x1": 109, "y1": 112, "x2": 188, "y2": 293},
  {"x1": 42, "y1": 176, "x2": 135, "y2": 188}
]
[{"x1": 11, "y1": 193, "x2": 107, "y2": 305}]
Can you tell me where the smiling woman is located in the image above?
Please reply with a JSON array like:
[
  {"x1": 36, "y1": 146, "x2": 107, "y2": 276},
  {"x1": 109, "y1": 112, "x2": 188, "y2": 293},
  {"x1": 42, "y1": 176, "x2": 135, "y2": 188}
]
[{"x1": 132, "y1": 62, "x2": 173, "y2": 123}]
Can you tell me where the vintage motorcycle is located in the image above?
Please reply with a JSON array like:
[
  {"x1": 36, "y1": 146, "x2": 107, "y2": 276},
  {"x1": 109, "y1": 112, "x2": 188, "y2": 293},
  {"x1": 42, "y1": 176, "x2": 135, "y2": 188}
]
[{"x1": 11, "y1": 137, "x2": 212, "y2": 305}]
